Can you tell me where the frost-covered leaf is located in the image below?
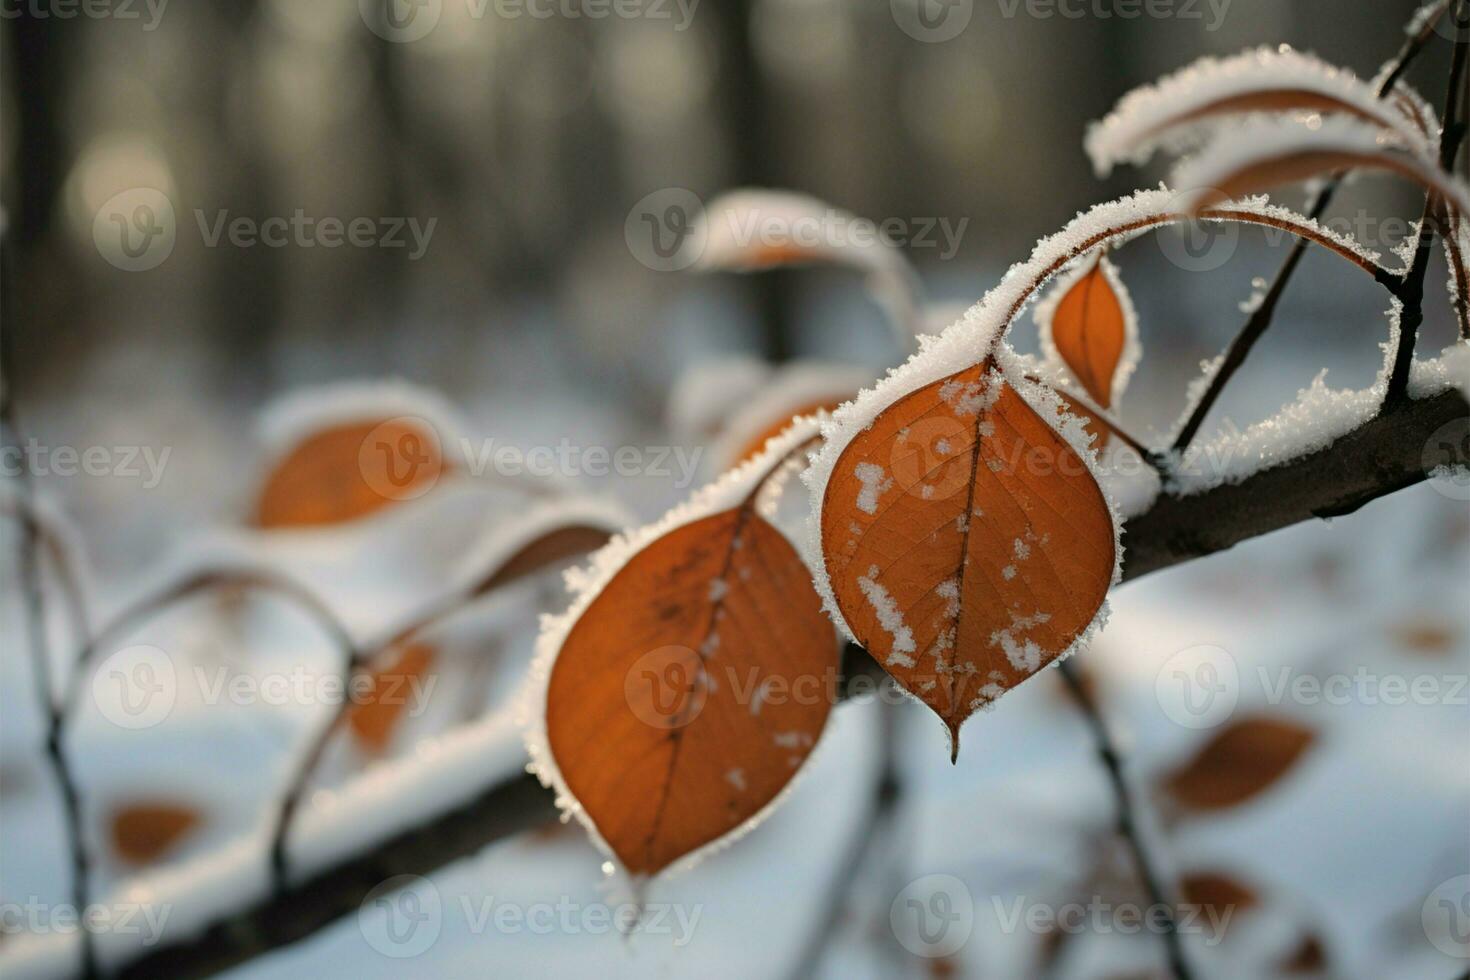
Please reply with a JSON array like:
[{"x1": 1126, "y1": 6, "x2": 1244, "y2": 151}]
[
  {"x1": 710, "y1": 362, "x2": 872, "y2": 470},
  {"x1": 691, "y1": 189, "x2": 923, "y2": 343},
  {"x1": 1035, "y1": 252, "x2": 1139, "y2": 412},
  {"x1": 1173, "y1": 117, "x2": 1470, "y2": 220},
  {"x1": 252, "y1": 382, "x2": 460, "y2": 529},
  {"x1": 1162, "y1": 717, "x2": 1315, "y2": 810},
  {"x1": 528, "y1": 422, "x2": 838, "y2": 877},
  {"x1": 811, "y1": 357, "x2": 1116, "y2": 756},
  {"x1": 1087, "y1": 47, "x2": 1429, "y2": 176},
  {"x1": 346, "y1": 641, "x2": 436, "y2": 755},
  {"x1": 109, "y1": 801, "x2": 202, "y2": 865}
]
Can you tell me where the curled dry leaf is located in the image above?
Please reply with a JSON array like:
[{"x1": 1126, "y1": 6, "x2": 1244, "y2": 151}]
[
  {"x1": 1085, "y1": 47, "x2": 1429, "y2": 175},
  {"x1": 692, "y1": 189, "x2": 923, "y2": 343},
  {"x1": 816, "y1": 361, "x2": 1116, "y2": 756},
  {"x1": 535, "y1": 425, "x2": 839, "y2": 876},
  {"x1": 1175, "y1": 117, "x2": 1470, "y2": 220},
  {"x1": 253, "y1": 416, "x2": 449, "y2": 528},
  {"x1": 710, "y1": 363, "x2": 872, "y2": 470},
  {"x1": 1161, "y1": 716, "x2": 1315, "y2": 810},
  {"x1": 346, "y1": 641, "x2": 436, "y2": 754},
  {"x1": 110, "y1": 802, "x2": 201, "y2": 865}
]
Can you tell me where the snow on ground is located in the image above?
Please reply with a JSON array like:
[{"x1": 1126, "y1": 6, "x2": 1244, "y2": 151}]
[{"x1": 226, "y1": 700, "x2": 885, "y2": 980}]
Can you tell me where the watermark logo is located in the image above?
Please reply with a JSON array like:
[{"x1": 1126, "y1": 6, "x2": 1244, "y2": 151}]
[
  {"x1": 360, "y1": 875, "x2": 443, "y2": 958},
  {"x1": 359, "y1": 416, "x2": 446, "y2": 502},
  {"x1": 360, "y1": 0, "x2": 442, "y2": 42},
  {"x1": 1155, "y1": 644, "x2": 1238, "y2": 729},
  {"x1": 890, "y1": 874, "x2": 974, "y2": 958},
  {"x1": 625, "y1": 645, "x2": 708, "y2": 729},
  {"x1": 891, "y1": 416, "x2": 971, "y2": 501},
  {"x1": 626, "y1": 188, "x2": 706, "y2": 272},
  {"x1": 0, "y1": 0, "x2": 169, "y2": 30},
  {"x1": 1157, "y1": 190, "x2": 1238, "y2": 273},
  {"x1": 1423, "y1": 874, "x2": 1470, "y2": 960},
  {"x1": 1423, "y1": 418, "x2": 1470, "y2": 501},
  {"x1": 993, "y1": 0, "x2": 1230, "y2": 31},
  {"x1": 92, "y1": 644, "x2": 177, "y2": 730},
  {"x1": 891, "y1": 0, "x2": 973, "y2": 42},
  {"x1": 93, "y1": 189, "x2": 175, "y2": 272}
]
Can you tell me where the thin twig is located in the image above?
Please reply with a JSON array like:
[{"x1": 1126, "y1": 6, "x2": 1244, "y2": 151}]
[
  {"x1": 55, "y1": 567, "x2": 359, "y2": 902},
  {"x1": 1057, "y1": 660, "x2": 1192, "y2": 980},
  {"x1": 1388, "y1": 0, "x2": 1470, "y2": 405},
  {"x1": 1172, "y1": 5, "x2": 1446, "y2": 453},
  {"x1": 2, "y1": 233, "x2": 101, "y2": 980},
  {"x1": 68, "y1": 382, "x2": 1469, "y2": 979}
]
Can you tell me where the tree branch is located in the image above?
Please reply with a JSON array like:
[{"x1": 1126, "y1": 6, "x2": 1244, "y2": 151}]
[
  {"x1": 1058, "y1": 660, "x2": 1192, "y2": 980},
  {"x1": 81, "y1": 384, "x2": 1468, "y2": 980},
  {"x1": 3, "y1": 230, "x2": 101, "y2": 980},
  {"x1": 1388, "y1": 1, "x2": 1470, "y2": 405},
  {"x1": 1172, "y1": 6, "x2": 1446, "y2": 453}
]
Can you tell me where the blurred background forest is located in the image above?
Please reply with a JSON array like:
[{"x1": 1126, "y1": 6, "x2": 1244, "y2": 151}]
[
  {"x1": 1, "y1": 2, "x2": 1468, "y2": 979},
  {"x1": 1, "y1": 0, "x2": 1459, "y2": 559}
]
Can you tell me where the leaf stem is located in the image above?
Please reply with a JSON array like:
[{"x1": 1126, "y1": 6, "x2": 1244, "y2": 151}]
[
  {"x1": 1057, "y1": 659, "x2": 1193, "y2": 980},
  {"x1": 1171, "y1": 4, "x2": 1447, "y2": 454}
]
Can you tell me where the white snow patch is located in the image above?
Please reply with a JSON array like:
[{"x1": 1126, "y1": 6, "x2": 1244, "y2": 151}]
[
  {"x1": 852, "y1": 462, "x2": 892, "y2": 515},
  {"x1": 856, "y1": 565, "x2": 916, "y2": 667},
  {"x1": 1086, "y1": 46, "x2": 1430, "y2": 177}
]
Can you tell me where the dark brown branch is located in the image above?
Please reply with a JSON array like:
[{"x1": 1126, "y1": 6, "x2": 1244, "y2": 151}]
[
  {"x1": 1058, "y1": 660, "x2": 1193, "y2": 980},
  {"x1": 94, "y1": 384, "x2": 1469, "y2": 980},
  {"x1": 1388, "y1": 1, "x2": 1470, "y2": 405},
  {"x1": 3, "y1": 232, "x2": 101, "y2": 980},
  {"x1": 1173, "y1": 7, "x2": 1446, "y2": 453}
]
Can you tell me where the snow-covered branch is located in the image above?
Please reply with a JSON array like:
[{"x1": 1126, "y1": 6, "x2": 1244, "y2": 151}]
[{"x1": 91, "y1": 382, "x2": 1468, "y2": 980}]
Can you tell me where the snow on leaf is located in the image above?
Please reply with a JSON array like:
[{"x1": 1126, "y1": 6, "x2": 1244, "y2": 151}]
[
  {"x1": 812, "y1": 355, "x2": 1117, "y2": 758},
  {"x1": 525, "y1": 420, "x2": 839, "y2": 878},
  {"x1": 690, "y1": 188, "x2": 924, "y2": 344},
  {"x1": 1161, "y1": 717, "x2": 1315, "y2": 811},
  {"x1": 252, "y1": 381, "x2": 461, "y2": 529},
  {"x1": 1086, "y1": 46, "x2": 1430, "y2": 177},
  {"x1": 109, "y1": 801, "x2": 202, "y2": 865},
  {"x1": 709, "y1": 361, "x2": 872, "y2": 470},
  {"x1": 1172, "y1": 117, "x2": 1470, "y2": 221}
]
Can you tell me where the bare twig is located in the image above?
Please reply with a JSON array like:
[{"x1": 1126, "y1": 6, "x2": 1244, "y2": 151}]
[
  {"x1": 1058, "y1": 659, "x2": 1192, "y2": 980},
  {"x1": 3, "y1": 232, "x2": 101, "y2": 980},
  {"x1": 1388, "y1": 0, "x2": 1470, "y2": 405},
  {"x1": 56, "y1": 567, "x2": 359, "y2": 903},
  {"x1": 1173, "y1": 6, "x2": 1446, "y2": 453},
  {"x1": 88, "y1": 383, "x2": 1468, "y2": 980}
]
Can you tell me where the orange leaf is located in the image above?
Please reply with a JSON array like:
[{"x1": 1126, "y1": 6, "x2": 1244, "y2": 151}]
[
  {"x1": 1179, "y1": 871, "x2": 1258, "y2": 939},
  {"x1": 254, "y1": 417, "x2": 449, "y2": 529},
  {"x1": 1162, "y1": 717, "x2": 1315, "y2": 810},
  {"x1": 473, "y1": 525, "x2": 615, "y2": 595},
  {"x1": 817, "y1": 362, "x2": 1116, "y2": 755},
  {"x1": 347, "y1": 641, "x2": 436, "y2": 754},
  {"x1": 733, "y1": 396, "x2": 846, "y2": 465},
  {"x1": 110, "y1": 802, "x2": 201, "y2": 865},
  {"x1": 1038, "y1": 254, "x2": 1136, "y2": 410},
  {"x1": 543, "y1": 503, "x2": 837, "y2": 876},
  {"x1": 1177, "y1": 119, "x2": 1470, "y2": 219}
]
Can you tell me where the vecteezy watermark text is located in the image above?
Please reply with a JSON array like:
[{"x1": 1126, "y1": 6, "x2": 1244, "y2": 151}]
[
  {"x1": 0, "y1": 0, "x2": 168, "y2": 29},
  {"x1": 195, "y1": 210, "x2": 436, "y2": 261},
  {"x1": 1, "y1": 439, "x2": 170, "y2": 488}
]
